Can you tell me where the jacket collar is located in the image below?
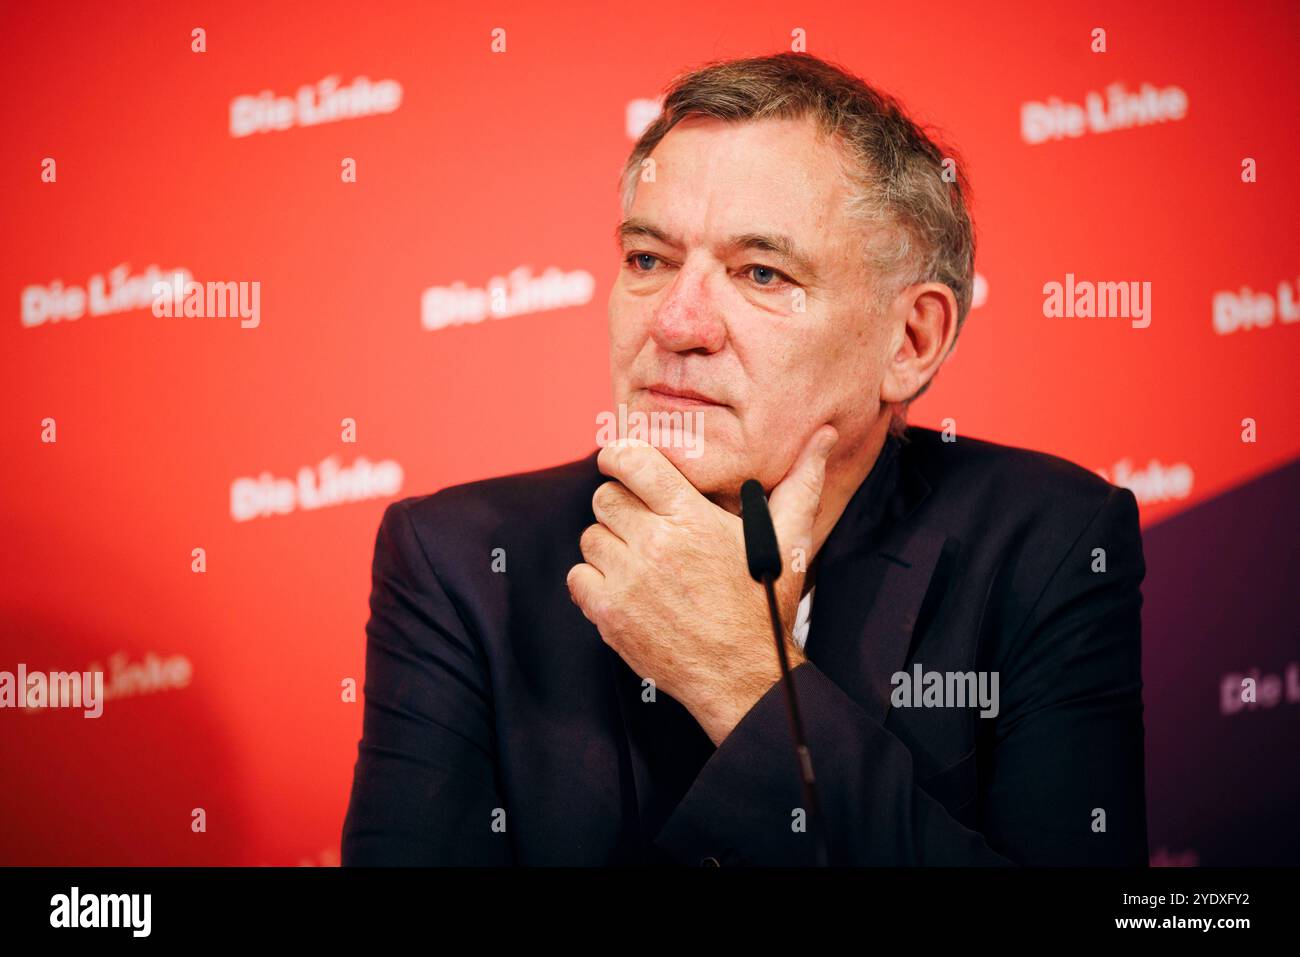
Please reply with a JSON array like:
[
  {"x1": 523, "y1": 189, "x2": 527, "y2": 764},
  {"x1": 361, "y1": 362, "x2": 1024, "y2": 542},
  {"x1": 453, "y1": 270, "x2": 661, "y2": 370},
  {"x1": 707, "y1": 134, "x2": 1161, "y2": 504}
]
[{"x1": 815, "y1": 429, "x2": 932, "y2": 569}]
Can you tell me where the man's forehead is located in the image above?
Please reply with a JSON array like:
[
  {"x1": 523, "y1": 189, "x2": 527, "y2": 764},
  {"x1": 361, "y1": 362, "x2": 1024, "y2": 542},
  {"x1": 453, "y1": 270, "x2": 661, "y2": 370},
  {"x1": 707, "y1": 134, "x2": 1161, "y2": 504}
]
[
  {"x1": 645, "y1": 115, "x2": 847, "y2": 204},
  {"x1": 629, "y1": 115, "x2": 860, "y2": 272}
]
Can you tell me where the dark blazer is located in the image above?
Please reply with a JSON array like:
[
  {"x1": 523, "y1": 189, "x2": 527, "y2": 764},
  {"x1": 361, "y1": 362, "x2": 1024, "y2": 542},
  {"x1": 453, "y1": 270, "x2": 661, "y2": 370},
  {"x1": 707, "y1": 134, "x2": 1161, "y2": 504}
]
[{"x1": 341, "y1": 425, "x2": 1148, "y2": 866}]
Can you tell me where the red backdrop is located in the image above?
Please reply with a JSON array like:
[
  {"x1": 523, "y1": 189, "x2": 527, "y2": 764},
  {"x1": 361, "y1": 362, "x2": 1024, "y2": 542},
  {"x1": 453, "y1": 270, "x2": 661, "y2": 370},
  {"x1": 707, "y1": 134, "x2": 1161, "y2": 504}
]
[{"x1": 2, "y1": 0, "x2": 1297, "y2": 865}]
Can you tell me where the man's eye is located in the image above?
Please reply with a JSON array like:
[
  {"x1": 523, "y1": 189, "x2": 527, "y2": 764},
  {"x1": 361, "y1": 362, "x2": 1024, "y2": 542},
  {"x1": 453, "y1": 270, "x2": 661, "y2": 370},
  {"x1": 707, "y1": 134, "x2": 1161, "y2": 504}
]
[
  {"x1": 624, "y1": 253, "x2": 661, "y2": 272},
  {"x1": 622, "y1": 254, "x2": 793, "y2": 289},
  {"x1": 744, "y1": 264, "x2": 793, "y2": 288}
]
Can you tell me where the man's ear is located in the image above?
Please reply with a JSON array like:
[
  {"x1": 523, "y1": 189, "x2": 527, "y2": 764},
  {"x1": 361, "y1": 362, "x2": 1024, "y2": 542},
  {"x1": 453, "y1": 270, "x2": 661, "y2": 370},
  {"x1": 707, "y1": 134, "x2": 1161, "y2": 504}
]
[{"x1": 880, "y1": 282, "x2": 959, "y2": 406}]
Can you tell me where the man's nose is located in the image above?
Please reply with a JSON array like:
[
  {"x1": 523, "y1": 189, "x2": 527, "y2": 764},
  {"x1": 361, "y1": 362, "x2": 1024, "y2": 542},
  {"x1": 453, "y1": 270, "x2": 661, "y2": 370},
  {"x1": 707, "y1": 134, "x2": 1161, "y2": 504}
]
[{"x1": 649, "y1": 263, "x2": 727, "y2": 354}]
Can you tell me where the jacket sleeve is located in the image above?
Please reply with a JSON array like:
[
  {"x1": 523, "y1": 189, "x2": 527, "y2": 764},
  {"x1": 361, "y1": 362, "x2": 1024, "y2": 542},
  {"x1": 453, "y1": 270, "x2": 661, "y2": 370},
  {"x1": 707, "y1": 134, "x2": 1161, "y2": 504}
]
[
  {"x1": 341, "y1": 499, "x2": 513, "y2": 865},
  {"x1": 653, "y1": 485, "x2": 1148, "y2": 866}
]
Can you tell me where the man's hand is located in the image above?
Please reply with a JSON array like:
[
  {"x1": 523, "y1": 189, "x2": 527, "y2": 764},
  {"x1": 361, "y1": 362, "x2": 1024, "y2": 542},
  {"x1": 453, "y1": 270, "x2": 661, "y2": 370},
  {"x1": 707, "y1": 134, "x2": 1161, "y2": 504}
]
[{"x1": 566, "y1": 426, "x2": 839, "y2": 746}]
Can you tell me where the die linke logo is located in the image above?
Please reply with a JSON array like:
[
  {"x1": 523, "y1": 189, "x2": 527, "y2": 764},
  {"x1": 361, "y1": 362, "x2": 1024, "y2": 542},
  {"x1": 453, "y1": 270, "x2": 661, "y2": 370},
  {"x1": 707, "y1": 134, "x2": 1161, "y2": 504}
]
[
  {"x1": 92, "y1": 651, "x2": 192, "y2": 703},
  {"x1": 1094, "y1": 457, "x2": 1194, "y2": 505},
  {"x1": 1021, "y1": 81, "x2": 1188, "y2": 145},
  {"x1": 231, "y1": 455, "x2": 404, "y2": 521},
  {"x1": 21, "y1": 264, "x2": 192, "y2": 329},
  {"x1": 229, "y1": 74, "x2": 403, "y2": 137},
  {"x1": 421, "y1": 264, "x2": 596, "y2": 331},
  {"x1": 1213, "y1": 275, "x2": 1300, "y2": 335}
]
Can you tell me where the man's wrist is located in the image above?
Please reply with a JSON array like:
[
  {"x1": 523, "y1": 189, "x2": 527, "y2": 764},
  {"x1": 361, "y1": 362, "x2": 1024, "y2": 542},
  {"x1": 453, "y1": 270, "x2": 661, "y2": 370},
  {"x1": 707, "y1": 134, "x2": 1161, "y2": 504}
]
[{"x1": 699, "y1": 648, "x2": 810, "y2": 746}]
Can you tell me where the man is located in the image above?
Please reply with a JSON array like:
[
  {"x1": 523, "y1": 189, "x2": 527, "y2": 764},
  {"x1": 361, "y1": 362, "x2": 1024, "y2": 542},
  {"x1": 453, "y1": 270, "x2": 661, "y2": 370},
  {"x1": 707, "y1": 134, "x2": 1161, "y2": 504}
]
[{"x1": 341, "y1": 52, "x2": 1148, "y2": 866}]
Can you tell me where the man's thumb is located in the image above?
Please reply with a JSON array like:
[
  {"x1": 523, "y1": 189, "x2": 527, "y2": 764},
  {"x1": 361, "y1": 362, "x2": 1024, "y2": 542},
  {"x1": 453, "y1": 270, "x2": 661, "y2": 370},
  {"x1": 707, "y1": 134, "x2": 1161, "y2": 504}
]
[{"x1": 767, "y1": 424, "x2": 839, "y2": 557}]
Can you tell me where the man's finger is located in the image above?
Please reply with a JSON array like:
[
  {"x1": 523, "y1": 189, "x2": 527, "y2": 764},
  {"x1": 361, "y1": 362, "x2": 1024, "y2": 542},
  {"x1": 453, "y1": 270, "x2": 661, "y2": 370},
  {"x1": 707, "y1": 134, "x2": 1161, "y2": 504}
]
[
  {"x1": 591, "y1": 480, "x2": 651, "y2": 543},
  {"x1": 566, "y1": 562, "x2": 604, "y2": 620},
  {"x1": 596, "y1": 441, "x2": 692, "y2": 515},
  {"x1": 578, "y1": 521, "x2": 625, "y2": 575}
]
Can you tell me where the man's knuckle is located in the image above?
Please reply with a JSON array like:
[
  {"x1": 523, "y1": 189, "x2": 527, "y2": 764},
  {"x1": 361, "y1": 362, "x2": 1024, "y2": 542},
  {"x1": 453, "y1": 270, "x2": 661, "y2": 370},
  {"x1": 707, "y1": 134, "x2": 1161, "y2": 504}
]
[
  {"x1": 593, "y1": 481, "x2": 621, "y2": 516},
  {"x1": 642, "y1": 525, "x2": 673, "y2": 563},
  {"x1": 601, "y1": 597, "x2": 627, "y2": 630}
]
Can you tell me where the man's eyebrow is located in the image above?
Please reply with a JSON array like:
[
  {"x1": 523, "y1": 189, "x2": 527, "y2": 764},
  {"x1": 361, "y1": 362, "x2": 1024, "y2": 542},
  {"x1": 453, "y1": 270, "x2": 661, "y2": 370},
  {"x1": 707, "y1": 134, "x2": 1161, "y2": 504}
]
[
  {"x1": 615, "y1": 218, "x2": 822, "y2": 283},
  {"x1": 615, "y1": 217, "x2": 670, "y2": 248},
  {"x1": 725, "y1": 232, "x2": 821, "y2": 283}
]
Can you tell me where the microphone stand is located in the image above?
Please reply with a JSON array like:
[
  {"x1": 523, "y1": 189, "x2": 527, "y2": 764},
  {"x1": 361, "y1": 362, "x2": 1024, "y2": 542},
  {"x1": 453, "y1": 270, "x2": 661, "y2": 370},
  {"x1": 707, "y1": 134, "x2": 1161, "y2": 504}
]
[{"x1": 741, "y1": 480, "x2": 830, "y2": 867}]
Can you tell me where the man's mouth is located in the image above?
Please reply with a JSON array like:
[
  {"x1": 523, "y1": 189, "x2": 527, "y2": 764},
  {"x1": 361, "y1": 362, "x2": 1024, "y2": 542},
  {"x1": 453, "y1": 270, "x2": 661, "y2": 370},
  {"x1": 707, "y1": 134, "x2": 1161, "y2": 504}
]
[{"x1": 642, "y1": 383, "x2": 726, "y2": 408}]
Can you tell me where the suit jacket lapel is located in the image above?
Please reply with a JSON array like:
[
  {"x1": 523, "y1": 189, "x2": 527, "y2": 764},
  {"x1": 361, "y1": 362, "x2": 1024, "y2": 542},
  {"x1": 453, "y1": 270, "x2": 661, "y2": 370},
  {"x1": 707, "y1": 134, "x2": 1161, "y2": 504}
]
[
  {"x1": 807, "y1": 525, "x2": 950, "y2": 724},
  {"x1": 805, "y1": 433, "x2": 951, "y2": 724}
]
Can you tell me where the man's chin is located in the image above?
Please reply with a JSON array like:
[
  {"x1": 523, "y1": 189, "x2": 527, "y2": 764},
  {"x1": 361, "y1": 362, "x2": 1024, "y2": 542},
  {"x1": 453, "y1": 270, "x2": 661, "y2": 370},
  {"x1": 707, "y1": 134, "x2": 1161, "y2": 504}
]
[{"x1": 656, "y1": 444, "x2": 746, "y2": 508}]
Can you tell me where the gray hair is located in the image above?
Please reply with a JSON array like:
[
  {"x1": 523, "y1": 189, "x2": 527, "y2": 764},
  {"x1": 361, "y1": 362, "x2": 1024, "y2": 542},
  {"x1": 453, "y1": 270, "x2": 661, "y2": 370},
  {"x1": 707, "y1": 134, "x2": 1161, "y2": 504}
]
[{"x1": 619, "y1": 52, "x2": 976, "y2": 439}]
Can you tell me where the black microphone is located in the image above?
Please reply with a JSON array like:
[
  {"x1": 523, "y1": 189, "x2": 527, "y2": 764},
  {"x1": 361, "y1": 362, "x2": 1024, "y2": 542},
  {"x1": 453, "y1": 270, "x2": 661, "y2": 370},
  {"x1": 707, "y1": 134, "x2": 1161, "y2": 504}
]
[
  {"x1": 740, "y1": 479, "x2": 782, "y2": 581},
  {"x1": 739, "y1": 479, "x2": 829, "y2": 866}
]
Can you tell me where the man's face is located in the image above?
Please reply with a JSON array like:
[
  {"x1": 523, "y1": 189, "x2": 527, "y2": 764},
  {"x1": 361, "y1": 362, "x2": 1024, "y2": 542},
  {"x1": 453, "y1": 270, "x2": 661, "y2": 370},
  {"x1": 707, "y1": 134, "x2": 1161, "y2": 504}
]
[{"x1": 608, "y1": 114, "x2": 891, "y2": 502}]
